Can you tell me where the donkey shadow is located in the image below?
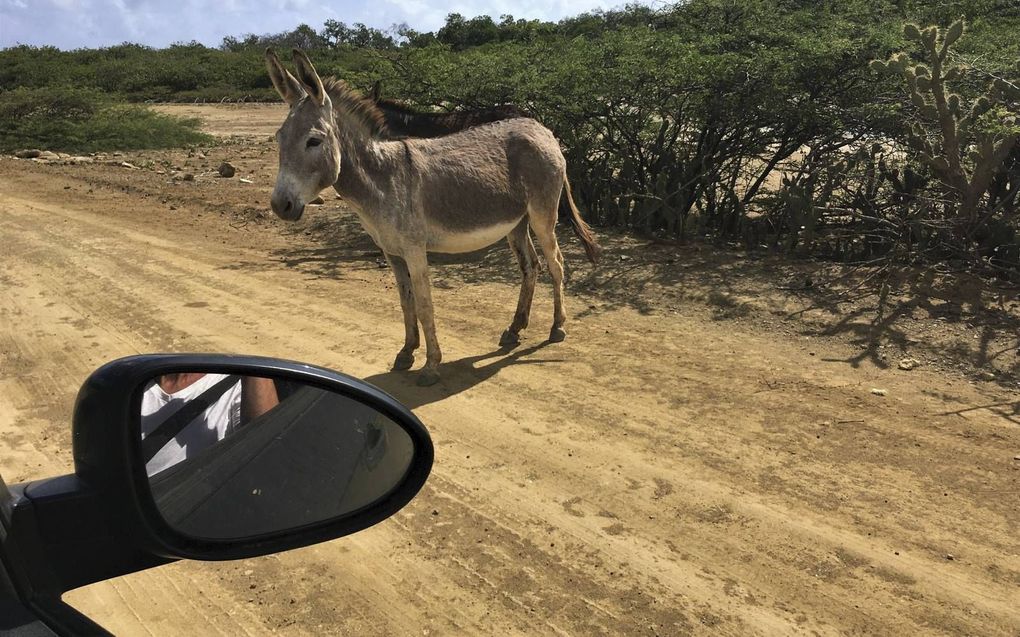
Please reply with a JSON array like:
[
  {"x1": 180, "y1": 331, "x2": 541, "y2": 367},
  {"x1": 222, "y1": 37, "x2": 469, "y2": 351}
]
[{"x1": 362, "y1": 340, "x2": 563, "y2": 410}]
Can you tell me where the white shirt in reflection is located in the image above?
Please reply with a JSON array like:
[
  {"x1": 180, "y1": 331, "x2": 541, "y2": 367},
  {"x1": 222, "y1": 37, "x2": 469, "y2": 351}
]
[{"x1": 140, "y1": 374, "x2": 242, "y2": 476}]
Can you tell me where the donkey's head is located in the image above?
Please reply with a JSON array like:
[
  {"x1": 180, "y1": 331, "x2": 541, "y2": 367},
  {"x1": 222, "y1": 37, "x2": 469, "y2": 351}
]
[{"x1": 266, "y1": 48, "x2": 341, "y2": 221}]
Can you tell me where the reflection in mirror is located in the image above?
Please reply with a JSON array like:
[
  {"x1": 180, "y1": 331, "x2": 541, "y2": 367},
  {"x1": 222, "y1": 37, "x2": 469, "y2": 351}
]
[{"x1": 139, "y1": 372, "x2": 414, "y2": 540}]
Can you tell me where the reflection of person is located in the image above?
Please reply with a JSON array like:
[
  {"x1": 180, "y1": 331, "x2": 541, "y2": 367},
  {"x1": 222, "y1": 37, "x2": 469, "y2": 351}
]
[
  {"x1": 141, "y1": 373, "x2": 279, "y2": 476},
  {"x1": 147, "y1": 385, "x2": 415, "y2": 539}
]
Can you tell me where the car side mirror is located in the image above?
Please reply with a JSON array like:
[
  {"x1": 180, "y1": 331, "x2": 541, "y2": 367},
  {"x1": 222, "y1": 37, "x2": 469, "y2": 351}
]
[{"x1": 2, "y1": 354, "x2": 432, "y2": 624}]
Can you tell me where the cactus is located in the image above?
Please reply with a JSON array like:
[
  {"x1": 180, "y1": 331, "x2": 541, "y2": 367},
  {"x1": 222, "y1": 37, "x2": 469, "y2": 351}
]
[
  {"x1": 947, "y1": 93, "x2": 961, "y2": 114},
  {"x1": 871, "y1": 18, "x2": 1019, "y2": 228},
  {"x1": 776, "y1": 176, "x2": 816, "y2": 253},
  {"x1": 944, "y1": 20, "x2": 964, "y2": 48}
]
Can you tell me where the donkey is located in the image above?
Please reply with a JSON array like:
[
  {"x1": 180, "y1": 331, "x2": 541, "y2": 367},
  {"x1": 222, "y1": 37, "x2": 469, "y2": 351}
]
[
  {"x1": 266, "y1": 49, "x2": 600, "y2": 386},
  {"x1": 369, "y1": 81, "x2": 529, "y2": 139}
]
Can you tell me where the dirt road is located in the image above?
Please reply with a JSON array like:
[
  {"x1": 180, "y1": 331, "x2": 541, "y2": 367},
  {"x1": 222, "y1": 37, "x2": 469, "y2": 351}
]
[{"x1": 1, "y1": 110, "x2": 1018, "y2": 635}]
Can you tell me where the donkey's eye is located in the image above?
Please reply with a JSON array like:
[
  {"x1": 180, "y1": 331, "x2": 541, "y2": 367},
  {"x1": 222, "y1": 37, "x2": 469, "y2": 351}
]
[{"x1": 306, "y1": 138, "x2": 322, "y2": 148}]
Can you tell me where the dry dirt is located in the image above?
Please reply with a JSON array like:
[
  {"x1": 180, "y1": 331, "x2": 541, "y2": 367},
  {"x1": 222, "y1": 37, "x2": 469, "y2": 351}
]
[{"x1": 1, "y1": 104, "x2": 1018, "y2": 636}]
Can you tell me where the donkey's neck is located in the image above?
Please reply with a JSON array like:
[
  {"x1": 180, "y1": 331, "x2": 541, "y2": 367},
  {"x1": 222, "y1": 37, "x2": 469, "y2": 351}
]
[
  {"x1": 319, "y1": 78, "x2": 410, "y2": 223},
  {"x1": 333, "y1": 126, "x2": 405, "y2": 214}
]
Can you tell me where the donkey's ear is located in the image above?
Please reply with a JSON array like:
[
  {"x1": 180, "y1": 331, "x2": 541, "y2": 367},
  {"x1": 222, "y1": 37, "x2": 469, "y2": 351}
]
[
  {"x1": 292, "y1": 49, "x2": 326, "y2": 106},
  {"x1": 371, "y1": 80, "x2": 382, "y2": 102},
  {"x1": 265, "y1": 48, "x2": 304, "y2": 106}
]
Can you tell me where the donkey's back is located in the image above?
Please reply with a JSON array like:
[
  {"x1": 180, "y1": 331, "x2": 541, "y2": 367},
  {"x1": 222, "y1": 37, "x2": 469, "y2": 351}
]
[
  {"x1": 402, "y1": 118, "x2": 567, "y2": 247},
  {"x1": 407, "y1": 117, "x2": 566, "y2": 194}
]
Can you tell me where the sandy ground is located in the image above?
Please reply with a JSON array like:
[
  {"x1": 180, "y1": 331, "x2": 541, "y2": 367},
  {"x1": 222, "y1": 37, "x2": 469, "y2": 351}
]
[{"x1": 1, "y1": 105, "x2": 1018, "y2": 635}]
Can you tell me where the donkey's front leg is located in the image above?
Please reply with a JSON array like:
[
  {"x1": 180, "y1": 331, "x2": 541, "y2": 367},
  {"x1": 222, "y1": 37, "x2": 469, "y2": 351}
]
[
  {"x1": 387, "y1": 254, "x2": 419, "y2": 371},
  {"x1": 405, "y1": 250, "x2": 442, "y2": 386}
]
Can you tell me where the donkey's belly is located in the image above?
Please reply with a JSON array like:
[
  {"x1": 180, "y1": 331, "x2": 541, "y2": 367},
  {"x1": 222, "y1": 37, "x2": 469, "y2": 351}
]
[{"x1": 427, "y1": 218, "x2": 522, "y2": 254}]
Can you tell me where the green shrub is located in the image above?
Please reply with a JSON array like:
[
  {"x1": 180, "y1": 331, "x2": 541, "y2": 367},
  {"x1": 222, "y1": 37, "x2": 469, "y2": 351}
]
[{"x1": 0, "y1": 86, "x2": 211, "y2": 152}]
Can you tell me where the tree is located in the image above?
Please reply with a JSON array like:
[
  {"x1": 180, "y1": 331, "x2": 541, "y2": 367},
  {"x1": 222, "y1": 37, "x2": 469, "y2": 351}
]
[
  {"x1": 322, "y1": 20, "x2": 395, "y2": 49},
  {"x1": 437, "y1": 13, "x2": 500, "y2": 50}
]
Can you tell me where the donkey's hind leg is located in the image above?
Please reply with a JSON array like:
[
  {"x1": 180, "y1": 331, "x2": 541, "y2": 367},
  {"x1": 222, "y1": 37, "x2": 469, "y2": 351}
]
[
  {"x1": 387, "y1": 254, "x2": 419, "y2": 371},
  {"x1": 500, "y1": 218, "x2": 540, "y2": 347},
  {"x1": 529, "y1": 206, "x2": 568, "y2": 343},
  {"x1": 404, "y1": 249, "x2": 443, "y2": 386}
]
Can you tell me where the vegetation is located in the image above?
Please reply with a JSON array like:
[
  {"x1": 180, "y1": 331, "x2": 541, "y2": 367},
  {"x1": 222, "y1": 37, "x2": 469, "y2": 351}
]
[
  {"x1": 1, "y1": 0, "x2": 1017, "y2": 275},
  {"x1": 0, "y1": 87, "x2": 210, "y2": 153},
  {"x1": 864, "y1": 18, "x2": 1019, "y2": 270}
]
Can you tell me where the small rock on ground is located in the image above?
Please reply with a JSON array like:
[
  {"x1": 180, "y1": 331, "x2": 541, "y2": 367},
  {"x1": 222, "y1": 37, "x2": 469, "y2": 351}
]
[
  {"x1": 898, "y1": 358, "x2": 920, "y2": 371},
  {"x1": 218, "y1": 162, "x2": 236, "y2": 178}
]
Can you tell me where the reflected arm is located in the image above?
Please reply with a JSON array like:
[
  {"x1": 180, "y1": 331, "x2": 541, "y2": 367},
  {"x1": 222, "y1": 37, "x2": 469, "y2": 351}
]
[{"x1": 240, "y1": 377, "x2": 279, "y2": 425}]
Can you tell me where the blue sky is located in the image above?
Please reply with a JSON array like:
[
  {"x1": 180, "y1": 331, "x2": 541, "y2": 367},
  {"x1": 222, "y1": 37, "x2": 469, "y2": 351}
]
[{"x1": 0, "y1": 0, "x2": 637, "y2": 50}]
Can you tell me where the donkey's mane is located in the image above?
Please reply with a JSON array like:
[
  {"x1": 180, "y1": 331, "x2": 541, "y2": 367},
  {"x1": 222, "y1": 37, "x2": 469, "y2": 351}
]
[
  {"x1": 321, "y1": 76, "x2": 391, "y2": 139},
  {"x1": 372, "y1": 97, "x2": 530, "y2": 140},
  {"x1": 377, "y1": 98, "x2": 528, "y2": 119}
]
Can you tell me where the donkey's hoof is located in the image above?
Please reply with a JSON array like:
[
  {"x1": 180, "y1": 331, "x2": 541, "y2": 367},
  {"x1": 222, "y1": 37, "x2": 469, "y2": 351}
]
[
  {"x1": 392, "y1": 351, "x2": 415, "y2": 371},
  {"x1": 549, "y1": 326, "x2": 567, "y2": 343},
  {"x1": 499, "y1": 329, "x2": 520, "y2": 347},
  {"x1": 416, "y1": 368, "x2": 441, "y2": 387}
]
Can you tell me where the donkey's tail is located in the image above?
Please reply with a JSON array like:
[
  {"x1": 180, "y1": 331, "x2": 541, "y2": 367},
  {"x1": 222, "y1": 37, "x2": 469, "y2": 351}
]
[{"x1": 561, "y1": 174, "x2": 602, "y2": 265}]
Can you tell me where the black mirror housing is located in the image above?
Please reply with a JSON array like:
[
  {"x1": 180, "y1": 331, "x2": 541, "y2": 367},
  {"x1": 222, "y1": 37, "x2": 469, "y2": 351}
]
[{"x1": 10, "y1": 354, "x2": 433, "y2": 599}]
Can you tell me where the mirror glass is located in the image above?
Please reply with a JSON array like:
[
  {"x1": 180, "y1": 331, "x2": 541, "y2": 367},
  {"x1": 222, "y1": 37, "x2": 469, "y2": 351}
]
[{"x1": 138, "y1": 372, "x2": 414, "y2": 539}]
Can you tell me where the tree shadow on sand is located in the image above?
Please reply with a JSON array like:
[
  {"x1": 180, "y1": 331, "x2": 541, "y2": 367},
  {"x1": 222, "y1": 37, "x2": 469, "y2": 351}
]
[
  {"x1": 225, "y1": 210, "x2": 1020, "y2": 381},
  {"x1": 787, "y1": 267, "x2": 1020, "y2": 379},
  {"x1": 362, "y1": 340, "x2": 565, "y2": 410},
  {"x1": 936, "y1": 398, "x2": 1020, "y2": 426}
]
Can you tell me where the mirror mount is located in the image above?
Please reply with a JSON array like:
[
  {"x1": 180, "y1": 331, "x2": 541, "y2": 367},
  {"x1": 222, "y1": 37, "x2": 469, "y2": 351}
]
[{"x1": 1, "y1": 476, "x2": 140, "y2": 635}]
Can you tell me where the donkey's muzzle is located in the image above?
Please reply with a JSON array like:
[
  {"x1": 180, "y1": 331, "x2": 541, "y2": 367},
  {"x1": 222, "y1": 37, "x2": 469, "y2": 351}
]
[{"x1": 271, "y1": 191, "x2": 304, "y2": 221}]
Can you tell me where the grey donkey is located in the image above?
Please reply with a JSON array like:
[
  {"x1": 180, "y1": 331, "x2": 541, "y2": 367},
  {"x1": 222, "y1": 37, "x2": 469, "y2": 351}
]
[{"x1": 266, "y1": 48, "x2": 600, "y2": 386}]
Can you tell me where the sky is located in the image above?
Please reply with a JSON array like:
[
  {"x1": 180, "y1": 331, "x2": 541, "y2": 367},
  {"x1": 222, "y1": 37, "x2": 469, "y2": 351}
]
[{"x1": 0, "y1": 0, "x2": 637, "y2": 50}]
